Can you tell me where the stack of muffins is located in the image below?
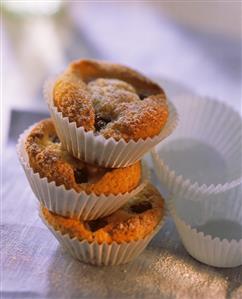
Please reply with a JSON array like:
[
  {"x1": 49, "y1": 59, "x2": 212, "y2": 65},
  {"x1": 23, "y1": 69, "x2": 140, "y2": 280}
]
[{"x1": 17, "y1": 59, "x2": 177, "y2": 266}]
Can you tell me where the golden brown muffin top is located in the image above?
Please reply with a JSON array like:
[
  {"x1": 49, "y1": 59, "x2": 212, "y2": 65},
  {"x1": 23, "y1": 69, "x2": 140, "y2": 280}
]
[
  {"x1": 42, "y1": 183, "x2": 165, "y2": 244},
  {"x1": 25, "y1": 119, "x2": 141, "y2": 195},
  {"x1": 53, "y1": 59, "x2": 168, "y2": 142}
]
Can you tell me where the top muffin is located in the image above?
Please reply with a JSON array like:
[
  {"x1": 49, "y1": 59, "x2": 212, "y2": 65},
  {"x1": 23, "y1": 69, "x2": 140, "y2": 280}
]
[{"x1": 53, "y1": 59, "x2": 168, "y2": 142}]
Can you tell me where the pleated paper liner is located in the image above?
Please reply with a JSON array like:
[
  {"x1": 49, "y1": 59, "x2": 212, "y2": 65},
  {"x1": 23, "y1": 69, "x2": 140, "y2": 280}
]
[
  {"x1": 39, "y1": 207, "x2": 167, "y2": 266},
  {"x1": 44, "y1": 78, "x2": 178, "y2": 168},
  {"x1": 17, "y1": 125, "x2": 149, "y2": 221},
  {"x1": 152, "y1": 95, "x2": 242, "y2": 197},
  {"x1": 168, "y1": 185, "x2": 242, "y2": 268}
]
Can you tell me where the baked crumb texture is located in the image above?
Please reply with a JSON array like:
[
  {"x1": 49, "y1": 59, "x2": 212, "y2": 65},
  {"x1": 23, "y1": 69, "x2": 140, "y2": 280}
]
[
  {"x1": 54, "y1": 59, "x2": 169, "y2": 142},
  {"x1": 42, "y1": 183, "x2": 164, "y2": 244},
  {"x1": 25, "y1": 119, "x2": 141, "y2": 195}
]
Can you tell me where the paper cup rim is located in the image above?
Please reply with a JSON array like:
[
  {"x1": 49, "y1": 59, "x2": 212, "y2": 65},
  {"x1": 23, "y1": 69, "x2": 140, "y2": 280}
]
[
  {"x1": 39, "y1": 207, "x2": 167, "y2": 247},
  {"x1": 44, "y1": 77, "x2": 179, "y2": 146},
  {"x1": 151, "y1": 95, "x2": 242, "y2": 195},
  {"x1": 167, "y1": 198, "x2": 242, "y2": 246},
  {"x1": 16, "y1": 125, "x2": 149, "y2": 198},
  {"x1": 152, "y1": 148, "x2": 242, "y2": 195}
]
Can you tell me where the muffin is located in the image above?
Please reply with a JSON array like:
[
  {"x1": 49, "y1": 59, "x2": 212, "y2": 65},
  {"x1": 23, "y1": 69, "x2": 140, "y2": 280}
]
[
  {"x1": 25, "y1": 119, "x2": 141, "y2": 195},
  {"x1": 17, "y1": 120, "x2": 146, "y2": 220},
  {"x1": 40, "y1": 183, "x2": 165, "y2": 265},
  {"x1": 45, "y1": 59, "x2": 178, "y2": 168},
  {"x1": 53, "y1": 59, "x2": 168, "y2": 142}
]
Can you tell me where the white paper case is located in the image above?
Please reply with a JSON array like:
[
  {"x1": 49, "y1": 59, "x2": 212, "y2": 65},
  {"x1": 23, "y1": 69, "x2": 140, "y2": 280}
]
[
  {"x1": 40, "y1": 210, "x2": 166, "y2": 266},
  {"x1": 17, "y1": 126, "x2": 148, "y2": 220},
  {"x1": 44, "y1": 78, "x2": 178, "y2": 168},
  {"x1": 168, "y1": 186, "x2": 242, "y2": 268},
  {"x1": 152, "y1": 95, "x2": 242, "y2": 197}
]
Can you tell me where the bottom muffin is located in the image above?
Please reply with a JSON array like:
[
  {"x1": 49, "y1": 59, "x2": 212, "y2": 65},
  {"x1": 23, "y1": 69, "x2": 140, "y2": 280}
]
[{"x1": 41, "y1": 183, "x2": 165, "y2": 265}]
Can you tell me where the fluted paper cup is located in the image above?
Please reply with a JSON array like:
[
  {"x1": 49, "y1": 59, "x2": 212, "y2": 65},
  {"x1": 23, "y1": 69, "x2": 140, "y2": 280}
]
[
  {"x1": 152, "y1": 95, "x2": 242, "y2": 197},
  {"x1": 168, "y1": 186, "x2": 242, "y2": 268},
  {"x1": 44, "y1": 78, "x2": 178, "y2": 168},
  {"x1": 39, "y1": 209, "x2": 166, "y2": 266},
  {"x1": 17, "y1": 126, "x2": 148, "y2": 220}
]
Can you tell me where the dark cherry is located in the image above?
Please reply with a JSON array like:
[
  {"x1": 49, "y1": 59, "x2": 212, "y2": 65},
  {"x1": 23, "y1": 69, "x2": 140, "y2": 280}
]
[
  {"x1": 74, "y1": 168, "x2": 88, "y2": 184},
  {"x1": 139, "y1": 94, "x2": 147, "y2": 100},
  {"x1": 94, "y1": 115, "x2": 111, "y2": 131},
  {"x1": 87, "y1": 218, "x2": 108, "y2": 232},
  {"x1": 51, "y1": 135, "x2": 60, "y2": 143},
  {"x1": 130, "y1": 201, "x2": 152, "y2": 214}
]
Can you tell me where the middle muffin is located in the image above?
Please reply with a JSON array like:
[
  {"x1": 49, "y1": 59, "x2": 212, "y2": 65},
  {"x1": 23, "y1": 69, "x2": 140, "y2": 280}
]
[
  {"x1": 25, "y1": 119, "x2": 141, "y2": 196},
  {"x1": 17, "y1": 119, "x2": 146, "y2": 220}
]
